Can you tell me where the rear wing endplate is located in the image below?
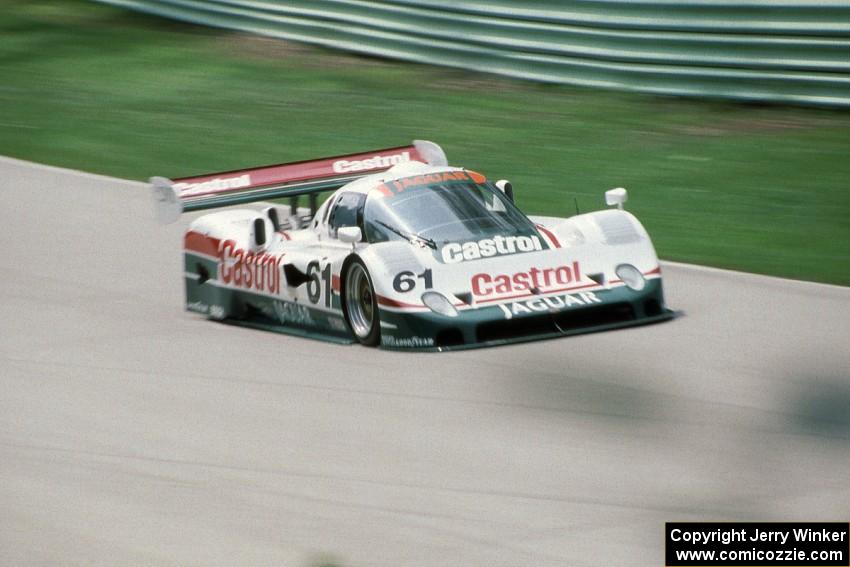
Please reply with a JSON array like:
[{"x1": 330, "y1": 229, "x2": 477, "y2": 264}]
[{"x1": 151, "y1": 140, "x2": 447, "y2": 224}]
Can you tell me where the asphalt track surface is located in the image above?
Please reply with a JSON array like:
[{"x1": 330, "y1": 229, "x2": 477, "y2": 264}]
[{"x1": 2, "y1": 157, "x2": 849, "y2": 567}]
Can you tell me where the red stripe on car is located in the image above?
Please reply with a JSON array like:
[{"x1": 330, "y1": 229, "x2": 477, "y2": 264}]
[
  {"x1": 376, "y1": 295, "x2": 422, "y2": 308},
  {"x1": 184, "y1": 230, "x2": 221, "y2": 257},
  {"x1": 536, "y1": 225, "x2": 561, "y2": 248},
  {"x1": 476, "y1": 281, "x2": 602, "y2": 304}
]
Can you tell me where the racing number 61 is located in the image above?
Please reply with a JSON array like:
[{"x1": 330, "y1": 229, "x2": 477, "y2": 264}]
[
  {"x1": 393, "y1": 269, "x2": 433, "y2": 293},
  {"x1": 306, "y1": 261, "x2": 332, "y2": 307}
]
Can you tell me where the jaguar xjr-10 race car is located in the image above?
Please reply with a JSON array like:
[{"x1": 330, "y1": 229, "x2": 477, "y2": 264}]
[{"x1": 153, "y1": 140, "x2": 672, "y2": 350}]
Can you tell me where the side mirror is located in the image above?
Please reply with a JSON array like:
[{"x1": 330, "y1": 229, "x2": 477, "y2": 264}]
[
  {"x1": 605, "y1": 187, "x2": 628, "y2": 210},
  {"x1": 495, "y1": 179, "x2": 514, "y2": 202},
  {"x1": 337, "y1": 226, "x2": 362, "y2": 244}
]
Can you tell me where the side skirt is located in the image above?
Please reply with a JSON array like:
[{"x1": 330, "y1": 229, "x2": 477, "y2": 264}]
[
  {"x1": 219, "y1": 318, "x2": 355, "y2": 345},
  {"x1": 185, "y1": 273, "x2": 355, "y2": 345}
]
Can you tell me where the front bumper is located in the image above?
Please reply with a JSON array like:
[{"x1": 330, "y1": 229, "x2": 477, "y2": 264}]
[{"x1": 378, "y1": 279, "x2": 673, "y2": 351}]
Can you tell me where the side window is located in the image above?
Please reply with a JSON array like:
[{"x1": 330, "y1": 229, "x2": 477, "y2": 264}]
[
  {"x1": 328, "y1": 192, "x2": 366, "y2": 237},
  {"x1": 321, "y1": 195, "x2": 337, "y2": 226}
]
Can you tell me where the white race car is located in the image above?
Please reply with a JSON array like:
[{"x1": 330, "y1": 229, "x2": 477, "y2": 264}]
[{"x1": 153, "y1": 140, "x2": 672, "y2": 350}]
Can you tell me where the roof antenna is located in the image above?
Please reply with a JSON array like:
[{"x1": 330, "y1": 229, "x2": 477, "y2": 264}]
[{"x1": 574, "y1": 197, "x2": 580, "y2": 216}]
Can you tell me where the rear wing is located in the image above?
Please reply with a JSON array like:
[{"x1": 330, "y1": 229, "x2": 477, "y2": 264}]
[{"x1": 151, "y1": 140, "x2": 447, "y2": 224}]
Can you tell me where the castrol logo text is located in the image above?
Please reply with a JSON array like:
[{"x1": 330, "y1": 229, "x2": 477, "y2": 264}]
[
  {"x1": 219, "y1": 240, "x2": 283, "y2": 294},
  {"x1": 442, "y1": 235, "x2": 543, "y2": 263},
  {"x1": 472, "y1": 261, "x2": 581, "y2": 296},
  {"x1": 332, "y1": 151, "x2": 410, "y2": 173},
  {"x1": 174, "y1": 174, "x2": 251, "y2": 197}
]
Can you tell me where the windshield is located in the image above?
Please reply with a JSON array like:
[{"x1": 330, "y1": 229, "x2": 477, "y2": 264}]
[{"x1": 364, "y1": 172, "x2": 538, "y2": 246}]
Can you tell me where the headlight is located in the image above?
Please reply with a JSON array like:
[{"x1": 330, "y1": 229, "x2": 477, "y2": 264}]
[
  {"x1": 421, "y1": 291, "x2": 458, "y2": 317},
  {"x1": 615, "y1": 264, "x2": 645, "y2": 291}
]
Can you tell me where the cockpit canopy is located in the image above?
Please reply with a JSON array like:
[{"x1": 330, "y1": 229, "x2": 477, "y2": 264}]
[{"x1": 362, "y1": 170, "x2": 537, "y2": 246}]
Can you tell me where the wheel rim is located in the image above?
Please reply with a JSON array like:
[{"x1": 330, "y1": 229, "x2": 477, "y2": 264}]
[{"x1": 345, "y1": 263, "x2": 375, "y2": 339}]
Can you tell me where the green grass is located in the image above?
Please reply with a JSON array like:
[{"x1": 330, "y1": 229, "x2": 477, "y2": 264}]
[{"x1": 2, "y1": 0, "x2": 849, "y2": 285}]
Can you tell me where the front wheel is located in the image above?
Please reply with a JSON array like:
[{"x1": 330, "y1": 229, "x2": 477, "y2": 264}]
[{"x1": 343, "y1": 258, "x2": 381, "y2": 346}]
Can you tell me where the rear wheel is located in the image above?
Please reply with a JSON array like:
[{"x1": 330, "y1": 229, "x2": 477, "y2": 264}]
[{"x1": 343, "y1": 259, "x2": 381, "y2": 346}]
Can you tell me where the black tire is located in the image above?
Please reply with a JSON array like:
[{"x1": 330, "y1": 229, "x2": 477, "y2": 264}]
[{"x1": 342, "y1": 258, "x2": 381, "y2": 346}]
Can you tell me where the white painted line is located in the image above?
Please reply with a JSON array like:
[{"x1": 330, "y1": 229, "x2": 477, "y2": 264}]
[
  {"x1": 660, "y1": 260, "x2": 849, "y2": 292},
  {"x1": 4, "y1": 155, "x2": 847, "y2": 292},
  {"x1": 0, "y1": 155, "x2": 145, "y2": 186}
]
